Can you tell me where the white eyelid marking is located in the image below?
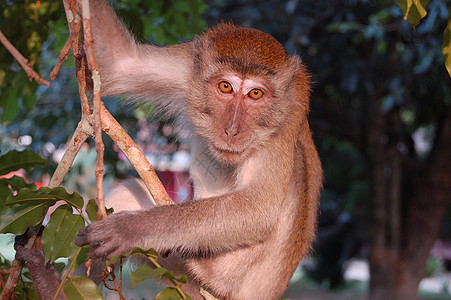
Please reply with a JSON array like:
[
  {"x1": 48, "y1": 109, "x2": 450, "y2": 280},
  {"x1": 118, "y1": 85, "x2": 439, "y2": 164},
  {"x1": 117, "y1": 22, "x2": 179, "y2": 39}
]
[
  {"x1": 219, "y1": 75, "x2": 242, "y2": 92},
  {"x1": 242, "y1": 79, "x2": 267, "y2": 94}
]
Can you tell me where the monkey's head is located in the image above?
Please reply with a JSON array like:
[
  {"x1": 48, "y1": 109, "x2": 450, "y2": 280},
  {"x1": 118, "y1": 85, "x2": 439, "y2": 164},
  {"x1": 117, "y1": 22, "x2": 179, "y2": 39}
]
[{"x1": 189, "y1": 24, "x2": 311, "y2": 165}]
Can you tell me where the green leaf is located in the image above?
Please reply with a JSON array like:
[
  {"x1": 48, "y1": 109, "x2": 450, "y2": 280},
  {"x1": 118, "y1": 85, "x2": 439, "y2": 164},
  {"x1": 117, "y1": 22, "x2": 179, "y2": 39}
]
[
  {"x1": 73, "y1": 246, "x2": 90, "y2": 272},
  {"x1": 41, "y1": 205, "x2": 85, "y2": 262},
  {"x1": 443, "y1": 17, "x2": 451, "y2": 77},
  {"x1": 0, "y1": 175, "x2": 36, "y2": 191},
  {"x1": 0, "y1": 182, "x2": 13, "y2": 205},
  {"x1": 174, "y1": 274, "x2": 188, "y2": 284},
  {"x1": 106, "y1": 247, "x2": 159, "y2": 266},
  {"x1": 0, "y1": 149, "x2": 46, "y2": 176},
  {"x1": 85, "y1": 199, "x2": 98, "y2": 223},
  {"x1": 155, "y1": 287, "x2": 183, "y2": 300},
  {"x1": 5, "y1": 187, "x2": 84, "y2": 210},
  {"x1": 0, "y1": 85, "x2": 19, "y2": 125},
  {"x1": 63, "y1": 276, "x2": 104, "y2": 300},
  {"x1": 0, "y1": 199, "x2": 49, "y2": 235},
  {"x1": 131, "y1": 265, "x2": 167, "y2": 288},
  {"x1": 398, "y1": 0, "x2": 431, "y2": 29},
  {"x1": 23, "y1": 84, "x2": 37, "y2": 111},
  {"x1": 0, "y1": 186, "x2": 86, "y2": 236}
]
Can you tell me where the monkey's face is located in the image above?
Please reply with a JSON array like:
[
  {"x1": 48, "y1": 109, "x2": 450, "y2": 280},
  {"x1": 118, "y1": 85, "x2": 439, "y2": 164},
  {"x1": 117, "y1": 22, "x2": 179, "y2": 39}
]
[
  {"x1": 188, "y1": 25, "x2": 311, "y2": 165},
  {"x1": 191, "y1": 71, "x2": 282, "y2": 165}
]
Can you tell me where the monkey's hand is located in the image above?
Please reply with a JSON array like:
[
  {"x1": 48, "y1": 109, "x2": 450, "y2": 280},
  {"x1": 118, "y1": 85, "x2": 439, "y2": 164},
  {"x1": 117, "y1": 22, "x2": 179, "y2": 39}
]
[{"x1": 75, "y1": 211, "x2": 147, "y2": 259}]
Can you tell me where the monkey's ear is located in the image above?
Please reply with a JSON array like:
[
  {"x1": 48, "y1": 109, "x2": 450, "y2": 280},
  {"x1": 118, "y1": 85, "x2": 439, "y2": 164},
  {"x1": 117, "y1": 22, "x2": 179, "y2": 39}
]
[{"x1": 293, "y1": 64, "x2": 312, "y2": 108}]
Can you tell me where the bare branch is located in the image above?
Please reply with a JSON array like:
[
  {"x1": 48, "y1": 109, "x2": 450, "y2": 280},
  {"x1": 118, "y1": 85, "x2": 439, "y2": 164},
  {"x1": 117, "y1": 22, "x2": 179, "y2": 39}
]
[
  {"x1": 0, "y1": 30, "x2": 50, "y2": 87},
  {"x1": 81, "y1": 0, "x2": 107, "y2": 220},
  {"x1": 50, "y1": 15, "x2": 81, "y2": 80},
  {"x1": 49, "y1": 116, "x2": 93, "y2": 188},
  {"x1": 100, "y1": 103, "x2": 173, "y2": 206}
]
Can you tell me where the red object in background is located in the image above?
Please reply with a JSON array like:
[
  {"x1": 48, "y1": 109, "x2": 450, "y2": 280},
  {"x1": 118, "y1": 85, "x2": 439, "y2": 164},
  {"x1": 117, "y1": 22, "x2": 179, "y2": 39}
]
[
  {"x1": 0, "y1": 170, "x2": 46, "y2": 189},
  {"x1": 1, "y1": 169, "x2": 192, "y2": 203},
  {"x1": 157, "y1": 171, "x2": 193, "y2": 203}
]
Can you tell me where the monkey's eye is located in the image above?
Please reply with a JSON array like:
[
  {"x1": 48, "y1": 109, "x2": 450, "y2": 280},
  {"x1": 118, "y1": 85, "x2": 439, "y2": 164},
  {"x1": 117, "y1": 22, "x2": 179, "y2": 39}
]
[
  {"x1": 219, "y1": 81, "x2": 233, "y2": 93},
  {"x1": 249, "y1": 89, "x2": 264, "y2": 100}
]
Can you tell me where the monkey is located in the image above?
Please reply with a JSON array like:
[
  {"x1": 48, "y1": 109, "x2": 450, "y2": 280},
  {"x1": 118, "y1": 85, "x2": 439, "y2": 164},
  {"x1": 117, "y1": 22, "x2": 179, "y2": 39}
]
[{"x1": 73, "y1": 1, "x2": 323, "y2": 299}]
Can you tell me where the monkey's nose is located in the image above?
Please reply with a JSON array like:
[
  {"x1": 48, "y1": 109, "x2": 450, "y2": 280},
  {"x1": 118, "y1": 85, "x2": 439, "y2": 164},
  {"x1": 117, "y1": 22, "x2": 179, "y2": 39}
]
[{"x1": 224, "y1": 124, "x2": 239, "y2": 138}]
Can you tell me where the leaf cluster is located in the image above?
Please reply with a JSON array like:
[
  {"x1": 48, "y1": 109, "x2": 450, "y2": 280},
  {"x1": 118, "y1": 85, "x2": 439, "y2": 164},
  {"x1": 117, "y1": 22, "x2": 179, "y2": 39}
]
[
  {"x1": 108, "y1": 248, "x2": 191, "y2": 299},
  {"x1": 398, "y1": 0, "x2": 451, "y2": 75},
  {"x1": 0, "y1": 150, "x2": 191, "y2": 299},
  {"x1": 115, "y1": 0, "x2": 207, "y2": 45},
  {"x1": 0, "y1": 150, "x2": 100, "y2": 298},
  {"x1": 0, "y1": 150, "x2": 97, "y2": 261}
]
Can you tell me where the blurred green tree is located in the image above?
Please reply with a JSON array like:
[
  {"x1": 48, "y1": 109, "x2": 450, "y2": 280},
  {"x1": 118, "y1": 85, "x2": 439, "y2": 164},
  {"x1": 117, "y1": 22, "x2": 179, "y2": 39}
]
[{"x1": 1, "y1": 0, "x2": 206, "y2": 187}]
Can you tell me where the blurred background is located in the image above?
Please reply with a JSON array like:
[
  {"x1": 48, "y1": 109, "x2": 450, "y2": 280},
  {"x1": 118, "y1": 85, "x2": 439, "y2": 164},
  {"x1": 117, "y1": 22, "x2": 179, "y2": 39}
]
[{"x1": 1, "y1": 0, "x2": 450, "y2": 299}]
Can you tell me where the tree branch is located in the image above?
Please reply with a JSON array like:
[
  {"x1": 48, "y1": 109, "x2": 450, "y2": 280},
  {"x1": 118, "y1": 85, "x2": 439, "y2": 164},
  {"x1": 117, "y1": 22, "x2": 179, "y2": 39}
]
[
  {"x1": 0, "y1": 30, "x2": 50, "y2": 87},
  {"x1": 0, "y1": 259, "x2": 24, "y2": 300},
  {"x1": 100, "y1": 103, "x2": 173, "y2": 206},
  {"x1": 48, "y1": 116, "x2": 93, "y2": 188},
  {"x1": 81, "y1": 0, "x2": 107, "y2": 220}
]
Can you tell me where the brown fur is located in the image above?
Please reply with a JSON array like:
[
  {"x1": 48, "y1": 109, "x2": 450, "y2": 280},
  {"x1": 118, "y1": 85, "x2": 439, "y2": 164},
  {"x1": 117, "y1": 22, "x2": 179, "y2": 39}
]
[
  {"x1": 208, "y1": 23, "x2": 288, "y2": 74},
  {"x1": 74, "y1": 1, "x2": 323, "y2": 299}
]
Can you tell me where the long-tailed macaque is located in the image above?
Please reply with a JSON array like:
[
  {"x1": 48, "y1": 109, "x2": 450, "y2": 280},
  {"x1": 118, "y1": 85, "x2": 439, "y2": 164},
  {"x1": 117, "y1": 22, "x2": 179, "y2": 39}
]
[{"x1": 74, "y1": 1, "x2": 323, "y2": 299}]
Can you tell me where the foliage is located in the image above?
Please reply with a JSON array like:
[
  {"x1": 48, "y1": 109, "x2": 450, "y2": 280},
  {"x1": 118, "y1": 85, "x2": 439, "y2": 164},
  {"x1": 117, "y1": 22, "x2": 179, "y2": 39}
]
[
  {"x1": 63, "y1": 276, "x2": 104, "y2": 300},
  {"x1": 107, "y1": 248, "x2": 191, "y2": 299},
  {"x1": 114, "y1": 0, "x2": 207, "y2": 45},
  {"x1": 0, "y1": 0, "x2": 207, "y2": 166},
  {"x1": 0, "y1": 150, "x2": 192, "y2": 299},
  {"x1": 0, "y1": 0, "x2": 207, "y2": 125},
  {"x1": 0, "y1": 150, "x2": 100, "y2": 298},
  {"x1": 398, "y1": 0, "x2": 432, "y2": 28},
  {"x1": 424, "y1": 257, "x2": 445, "y2": 277},
  {"x1": 398, "y1": 0, "x2": 451, "y2": 75}
]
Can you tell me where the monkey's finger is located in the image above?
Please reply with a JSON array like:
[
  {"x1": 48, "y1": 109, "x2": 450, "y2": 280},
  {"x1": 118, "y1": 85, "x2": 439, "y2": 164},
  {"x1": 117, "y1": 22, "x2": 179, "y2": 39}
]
[
  {"x1": 75, "y1": 227, "x2": 100, "y2": 246},
  {"x1": 75, "y1": 222, "x2": 106, "y2": 246},
  {"x1": 74, "y1": 235, "x2": 87, "y2": 246},
  {"x1": 92, "y1": 240, "x2": 121, "y2": 259}
]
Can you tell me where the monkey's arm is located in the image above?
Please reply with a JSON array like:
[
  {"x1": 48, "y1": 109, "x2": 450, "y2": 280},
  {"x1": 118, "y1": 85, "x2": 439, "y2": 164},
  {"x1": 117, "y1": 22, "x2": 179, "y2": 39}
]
[
  {"x1": 75, "y1": 187, "x2": 280, "y2": 259},
  {"x1": 89, "y1": 1, "x2": 192, "y2": 106}
]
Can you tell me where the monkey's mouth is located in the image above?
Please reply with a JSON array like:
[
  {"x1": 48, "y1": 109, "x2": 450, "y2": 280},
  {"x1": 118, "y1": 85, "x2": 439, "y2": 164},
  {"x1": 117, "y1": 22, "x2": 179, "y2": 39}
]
[{"x1": 212, "y1": 144, "x2": 245, "y2": 157}]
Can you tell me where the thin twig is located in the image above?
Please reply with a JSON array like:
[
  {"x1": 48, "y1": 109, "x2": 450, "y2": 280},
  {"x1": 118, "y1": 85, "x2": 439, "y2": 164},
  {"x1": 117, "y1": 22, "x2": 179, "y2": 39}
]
[
  {"x1": 0, "y1": 259, "x2": 23, "y2": 300},
  {"x1": 49, "y1": 116, "x2": 92, "y2": 188},
  {"x1": 50, "y1": 14, "x2": 81, "y2": 80},
  {"x1": 102, "y1": 265, "x2": 125, "y2": 300},
  {"x1": 81, "y1": 0, "x2": 107, "y2": 220},
  {"x1": 0, "y1": 30, "x2": 50, "y2": 87},
  {"x1": 52, "y1": 247, "x2": 83, "y2": 300},
  {"x1": 119, "y1": 258, "x2": 123, "y2": 294}
]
